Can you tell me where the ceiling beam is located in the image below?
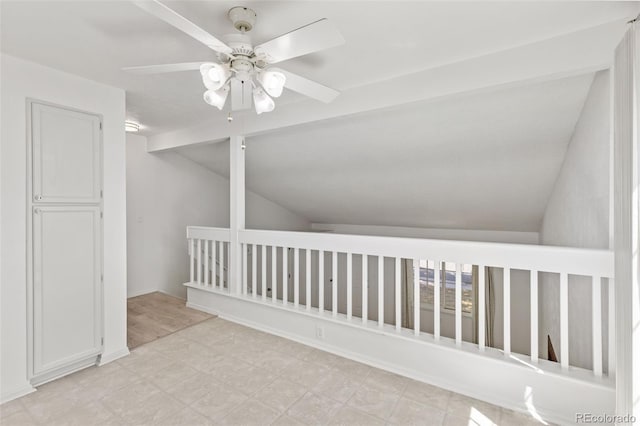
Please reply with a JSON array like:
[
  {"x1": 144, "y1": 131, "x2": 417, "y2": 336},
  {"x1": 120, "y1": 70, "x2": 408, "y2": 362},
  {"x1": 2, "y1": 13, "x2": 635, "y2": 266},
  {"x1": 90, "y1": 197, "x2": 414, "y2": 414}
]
[{"x1": 147, "y1": 18, "x2": 629, "y2": 153}]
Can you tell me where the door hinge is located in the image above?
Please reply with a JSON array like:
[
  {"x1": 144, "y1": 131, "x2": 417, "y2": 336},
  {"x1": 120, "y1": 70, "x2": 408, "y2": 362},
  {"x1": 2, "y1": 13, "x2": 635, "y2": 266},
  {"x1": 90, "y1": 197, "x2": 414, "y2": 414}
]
[
  {"x1": 101, "y1": 274, "x2": 104, "y2": 283},
  {"x1": 101, "y1": 337, "x2": 104, "y2": 346},
  {"x1": 100, "y1": 189, "x2": 103, "y2": 198},
  {"x1": 100, "y1": 211, "x2": 103, "y2": 219},
  {"x1": 99, "y1": 122, "x2": 103, "y2": 131}
]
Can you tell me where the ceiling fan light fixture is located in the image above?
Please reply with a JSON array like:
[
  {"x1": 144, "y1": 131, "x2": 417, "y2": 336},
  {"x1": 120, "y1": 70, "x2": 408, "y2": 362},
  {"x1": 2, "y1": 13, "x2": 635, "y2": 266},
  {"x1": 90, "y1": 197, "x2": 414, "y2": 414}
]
[
  {"x1": 200, "y1": 63, "x2": 230, "y2": 90},
  {"x1": 258, "y1": 69, "x2": 286, "y2": 98},
  {"x1": 253, "y1": 87, "x2": 275, "y2": 115},
  {"x1": 203, "y1": 85, "x2": 230, "y2": 110}
]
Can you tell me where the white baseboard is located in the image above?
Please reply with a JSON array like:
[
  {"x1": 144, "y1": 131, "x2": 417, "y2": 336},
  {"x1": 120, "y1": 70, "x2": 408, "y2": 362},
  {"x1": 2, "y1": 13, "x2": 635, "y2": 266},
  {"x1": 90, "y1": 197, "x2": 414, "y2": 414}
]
[
  {"x1": 127, "y1": 288, "x2": 158, "y2": 298},
  {"x1": 98, "y1": 347, "x2": 130, "y2": 365},
  {"x1": 187, "y1": 287, "x2": 614, "y2": 426},
  {"x1": 158, "y1": 289, "x2": 186, "y2": 301},
  {"x1": 0, "y1": 383, "x2": 36, "y2": 405}
]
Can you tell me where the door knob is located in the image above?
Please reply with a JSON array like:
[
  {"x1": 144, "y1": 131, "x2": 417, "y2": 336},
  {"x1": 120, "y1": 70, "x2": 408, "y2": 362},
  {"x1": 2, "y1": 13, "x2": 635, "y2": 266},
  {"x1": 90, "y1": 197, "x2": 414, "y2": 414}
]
[{"x1": 34, "y1": 195, "x2": 42, "y2": 201}]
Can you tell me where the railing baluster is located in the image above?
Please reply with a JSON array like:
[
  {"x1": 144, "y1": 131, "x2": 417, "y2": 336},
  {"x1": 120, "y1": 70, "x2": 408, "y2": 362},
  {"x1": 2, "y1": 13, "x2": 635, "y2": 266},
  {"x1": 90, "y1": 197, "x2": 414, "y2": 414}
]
[
  {"x1": 608, "y1": 278, "x2": 615, "y2": 377},
  {"x1": 347, "y1": 252, "x2": 353, "y2": 320},
  {"x1": 306, "y1": 249, "x2": 311, "y2": 311},
  {"x1": 378, "y1": 255, "x2": 384, "y2": 328},
  {"x1": 455, "y1": 263, "x2": 462, "y2": 346},
  {"x1": 204, "y1": 240, "x2": 209, "y2": 286},
  {"x1": 213, "y1": 241, "x2": 218, "y2": 288},
  {"x1": 592, "y1": 276, "x2": 603, "y2": 376},
  {"x1": 560, "y1": 272, "x2": 568, "y2": 369},
  {"x1": 294, "y1": 248, "x2": 300, "y2": 308},
  {"x1": 319, "y1": 251, "x2": 324, "y2": 314},
  {"x1": 413, "y1": 258, "x2": 420, "y2": 336},
  {"x1": 189, "y1": 238, "x2": 194, "y2": 284},
  {"x1": 530, "y1": 270, "x2": 538, "y2": 361},
  {"x1": 504, "y1": 267, "x2": 511, "y2": 356},
  {"x1": 395, "y1": 257, "x2": 401, "y2": 331},
  {"x1": 251, "y1": 243, "x2": 257, "y2": 298},
  {"x1": 332, "y1": 251, "x2": 338, "y2": 318},
  {"x1": 262, "y1": 245, "x2": 267, "y2": 301},
  {"x1": 283, "y1": 247, "x2": 288, "y2": 305},
  {"x1": 362, "y1": 254, "x2": 368, "y2": 324},
  {"x1": 241, "y1": 243, "x2": 246, "y2": 294},
  {"x1": 197, "y1": 239, "x2": 202, "y2": 286},
  {"x1": 272, "y1": 246, "x2": 277, "y2": 303},
  {"x1": 434, "y1": 261, "x2": 441, "y2": 341},
  {"x1": 220, "y1": 242, "x2": 226, "y2": 290},
  {"x1": 477, "y1": 264, "x2": 484, "y2": 350}
]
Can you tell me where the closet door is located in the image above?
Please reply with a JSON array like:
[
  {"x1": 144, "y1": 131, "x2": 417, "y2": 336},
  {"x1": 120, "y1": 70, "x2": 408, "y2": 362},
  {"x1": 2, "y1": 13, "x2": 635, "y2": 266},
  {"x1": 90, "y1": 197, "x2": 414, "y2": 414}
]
[
  {"x1": 32, "y1": 206, "x2": 102, "y2": 376},
  {"x1": 31, "y1": 103, "x2": 101, "y2": 203},
  {"x1": 29, "y1": 101, "x2": 103, "y2": 381}
]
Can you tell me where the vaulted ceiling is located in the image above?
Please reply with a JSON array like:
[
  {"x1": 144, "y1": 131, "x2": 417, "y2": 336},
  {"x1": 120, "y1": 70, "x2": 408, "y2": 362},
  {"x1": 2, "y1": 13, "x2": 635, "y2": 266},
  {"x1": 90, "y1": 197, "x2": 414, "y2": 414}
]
[
  {"x1": 177, "y1": 73, "x2": 595, "y2": 231},
  {"x1": 2, "y1": 1, "x2": 638, "y2": 231}
]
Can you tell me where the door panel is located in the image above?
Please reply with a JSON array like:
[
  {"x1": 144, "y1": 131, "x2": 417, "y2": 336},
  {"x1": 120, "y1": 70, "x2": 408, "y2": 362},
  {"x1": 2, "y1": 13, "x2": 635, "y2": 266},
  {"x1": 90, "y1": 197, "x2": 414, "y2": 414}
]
[
  {"x1": 32, "y1": 103, "x2": 101, "y2": 203},
  {"x1": 32, "y1": 206, "x2": 102, "y2": 375}
]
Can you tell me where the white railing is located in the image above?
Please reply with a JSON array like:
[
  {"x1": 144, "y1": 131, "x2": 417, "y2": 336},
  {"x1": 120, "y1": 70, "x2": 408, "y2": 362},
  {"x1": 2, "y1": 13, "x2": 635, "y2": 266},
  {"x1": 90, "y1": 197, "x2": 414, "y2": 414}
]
[
  {"x1": 187, "y1": 226, "x2": 615, "y2": 377},
  {"x1": 187, "y1": 226, "x2": 230, "y2": 291}
]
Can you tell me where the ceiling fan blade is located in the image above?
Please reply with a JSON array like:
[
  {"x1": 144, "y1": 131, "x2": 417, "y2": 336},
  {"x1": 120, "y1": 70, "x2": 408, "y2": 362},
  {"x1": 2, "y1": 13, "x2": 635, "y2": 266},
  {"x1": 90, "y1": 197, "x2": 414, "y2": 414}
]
[
  {"x1": 254, "y1": 18, "x2": 344, "y2": 64},
  {"x1": 122, "y1": 62, "x2": 206, "y2": 74},
  {"x1": 278, "y1": 69, "x2": 339, "y2": 103},
  {"x1": 133, "y1": 0, "x2": 233, "y2": 55}
]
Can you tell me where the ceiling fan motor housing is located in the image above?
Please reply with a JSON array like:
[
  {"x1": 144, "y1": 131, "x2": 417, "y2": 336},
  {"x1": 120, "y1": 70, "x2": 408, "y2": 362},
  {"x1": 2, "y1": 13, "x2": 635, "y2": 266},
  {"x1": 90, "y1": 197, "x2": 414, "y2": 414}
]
[
  {"x1": 228, "y1": 7, "x2": 257, "y2": 32},
  {"x1": 224, "y1": 33, "x2": 254, "y2": 57}
]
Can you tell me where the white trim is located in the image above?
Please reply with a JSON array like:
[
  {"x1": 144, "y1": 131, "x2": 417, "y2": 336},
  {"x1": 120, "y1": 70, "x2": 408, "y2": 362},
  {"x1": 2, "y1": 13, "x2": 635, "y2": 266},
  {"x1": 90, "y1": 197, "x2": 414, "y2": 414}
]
[
  {"x1": 187, "y1": 226, "x2": 230, "y2": 242},
  {"x1": 0, "y1": 384, "x2": 36, "y2": 405},
  {"x1": 613, "y1": 23, "x2": 637, "y2": 418},
  {"x1": 97, "y1": 347, "x2": 130, "y2": 366},
  {"x1": 30, "y1": 356, "x2": 98, "y2": 387},
  {"x1": 239, "y1": 229, "x2": 614, "y2": 277}
]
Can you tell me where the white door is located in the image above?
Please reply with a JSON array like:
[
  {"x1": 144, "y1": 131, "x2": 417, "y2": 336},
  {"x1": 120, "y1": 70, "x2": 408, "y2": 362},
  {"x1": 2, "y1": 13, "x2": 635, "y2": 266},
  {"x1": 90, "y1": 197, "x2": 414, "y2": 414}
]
[
  {"x1": 32, "y1": 206, "x2": 102, "y2": 376},
  {"x1": 29, "y1": 101, "x2": 103, "y2": 381}
]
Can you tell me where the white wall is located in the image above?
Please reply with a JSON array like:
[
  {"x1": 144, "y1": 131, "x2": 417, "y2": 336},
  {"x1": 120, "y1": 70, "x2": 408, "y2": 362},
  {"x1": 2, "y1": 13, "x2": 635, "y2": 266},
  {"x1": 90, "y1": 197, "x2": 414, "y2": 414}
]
[
  {"x1": 1, "y1": 54, "x2": 128, "y2": 402},
  {"x1": 126, "y1": 135, "x2": 310, "y2": 299},
  {"x1": 539, "y1": 70, "x2": 610, "y2": 370}
]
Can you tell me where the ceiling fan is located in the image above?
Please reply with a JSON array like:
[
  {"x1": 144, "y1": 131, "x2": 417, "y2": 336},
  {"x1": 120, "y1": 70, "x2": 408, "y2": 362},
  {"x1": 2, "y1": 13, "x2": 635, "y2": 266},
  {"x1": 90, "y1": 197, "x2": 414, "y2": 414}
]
[{"x1": 123, "y1": 1, "x2": 345, "y2": 115}]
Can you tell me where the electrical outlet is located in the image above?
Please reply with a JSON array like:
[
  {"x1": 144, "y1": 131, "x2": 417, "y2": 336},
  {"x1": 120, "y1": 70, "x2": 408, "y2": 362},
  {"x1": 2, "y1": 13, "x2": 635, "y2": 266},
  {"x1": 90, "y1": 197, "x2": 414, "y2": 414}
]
[{"x1": 315, "y1": 325, "x2": 325, "y2": 339}]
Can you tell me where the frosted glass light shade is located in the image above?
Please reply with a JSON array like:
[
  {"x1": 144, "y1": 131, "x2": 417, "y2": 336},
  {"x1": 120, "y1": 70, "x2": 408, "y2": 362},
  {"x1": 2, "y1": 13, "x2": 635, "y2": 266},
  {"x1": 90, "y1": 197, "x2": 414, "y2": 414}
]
[
  {"x1": 200, "y1": 63, "x2": 230, "y2": 91},
  {"x1": 253, "y1": 88, "x2": 275, "y2": 114},
  {"x1": 258, "y1": 69, "x2": 286, "y2": 98},
  {"x1": 203, "y1": 86, "x2": 229, "y2": 110}
]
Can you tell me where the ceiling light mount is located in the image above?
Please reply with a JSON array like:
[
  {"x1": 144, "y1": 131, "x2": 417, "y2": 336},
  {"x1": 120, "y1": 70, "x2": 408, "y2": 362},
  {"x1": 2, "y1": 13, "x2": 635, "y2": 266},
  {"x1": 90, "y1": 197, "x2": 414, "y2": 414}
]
[{"x1": 228, "y1": 7, "x2": 257, "y2": 32}]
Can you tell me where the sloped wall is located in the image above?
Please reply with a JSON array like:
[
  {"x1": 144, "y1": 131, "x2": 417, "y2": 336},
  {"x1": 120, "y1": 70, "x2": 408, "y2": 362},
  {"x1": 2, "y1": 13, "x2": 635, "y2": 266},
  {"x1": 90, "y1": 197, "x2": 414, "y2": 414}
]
[{"x1": 539, "y1": 70, "x2": 611, "y2": 370}]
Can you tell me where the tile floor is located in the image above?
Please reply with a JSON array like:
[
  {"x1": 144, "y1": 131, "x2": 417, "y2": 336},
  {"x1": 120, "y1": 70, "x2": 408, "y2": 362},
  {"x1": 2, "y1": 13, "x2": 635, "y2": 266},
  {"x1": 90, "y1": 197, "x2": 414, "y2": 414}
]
[{"x1": 1, "y1": 318, "x2": 545, "y2": 426}]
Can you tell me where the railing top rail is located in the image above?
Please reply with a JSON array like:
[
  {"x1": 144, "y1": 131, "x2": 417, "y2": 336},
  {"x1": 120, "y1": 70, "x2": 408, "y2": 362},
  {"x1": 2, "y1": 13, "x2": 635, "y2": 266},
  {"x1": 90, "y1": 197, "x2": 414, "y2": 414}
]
[
  {"x1": 187, "y1": 226, "x2": 231, "y2": 242},
  {"x1": 237, "y1": 229, "x2": 614, "y2": 278}
]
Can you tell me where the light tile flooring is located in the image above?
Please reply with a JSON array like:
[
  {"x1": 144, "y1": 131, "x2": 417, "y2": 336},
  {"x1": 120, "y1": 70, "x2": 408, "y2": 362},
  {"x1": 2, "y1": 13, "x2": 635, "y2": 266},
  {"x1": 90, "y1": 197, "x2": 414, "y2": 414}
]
[{"x1": 2, "y1": 318, "x2": 544, "y2": 426}]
